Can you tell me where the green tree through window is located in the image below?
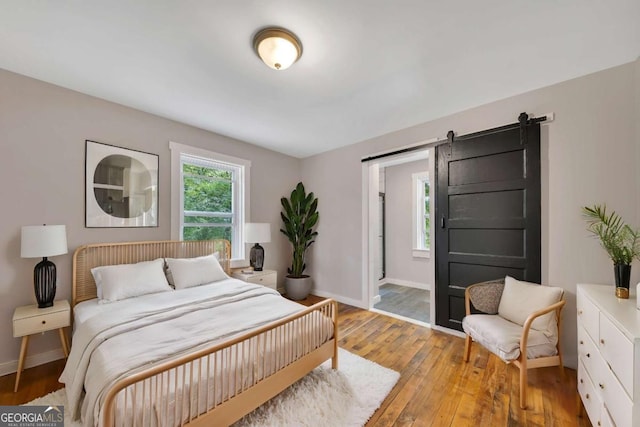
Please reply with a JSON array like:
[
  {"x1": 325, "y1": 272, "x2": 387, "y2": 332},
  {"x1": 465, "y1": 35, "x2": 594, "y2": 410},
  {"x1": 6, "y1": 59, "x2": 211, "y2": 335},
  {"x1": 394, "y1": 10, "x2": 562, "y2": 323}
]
[
  {"x1": 171, "y1": 142, "x2": 249, "y2": 261},
  {"x1": 182, "y1": 163, "x2": 234, "y2": 243}
]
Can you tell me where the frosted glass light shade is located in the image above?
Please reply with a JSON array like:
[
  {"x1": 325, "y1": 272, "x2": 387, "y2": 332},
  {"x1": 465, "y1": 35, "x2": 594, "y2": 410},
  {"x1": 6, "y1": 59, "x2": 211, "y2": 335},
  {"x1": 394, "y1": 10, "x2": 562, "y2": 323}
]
[
  {"x1": 253, "y1": 28, "x2": 302, "y2": 70},
  {"x1": 245, "y1": 223, "x2": 271, "y2": 243},
  {"x1": 21, "y1": 225, "x2": 68, "y2": 258}
]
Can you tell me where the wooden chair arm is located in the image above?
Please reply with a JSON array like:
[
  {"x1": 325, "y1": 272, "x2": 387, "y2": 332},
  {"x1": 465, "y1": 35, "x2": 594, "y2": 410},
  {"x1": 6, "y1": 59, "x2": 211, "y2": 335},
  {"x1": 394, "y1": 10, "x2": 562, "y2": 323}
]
[{"x1": 519, "y1": 298, "x2": 566, "y2": 354}]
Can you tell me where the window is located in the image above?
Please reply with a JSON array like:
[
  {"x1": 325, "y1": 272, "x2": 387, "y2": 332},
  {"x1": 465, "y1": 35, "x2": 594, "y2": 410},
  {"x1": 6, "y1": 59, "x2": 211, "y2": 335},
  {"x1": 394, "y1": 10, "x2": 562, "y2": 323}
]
[
  {"x1": 412, "y1": 171, "x2": 430, "y2": 257},
  {"x1": 170, "y1": 142, "x2": 250, "y2": 264}
]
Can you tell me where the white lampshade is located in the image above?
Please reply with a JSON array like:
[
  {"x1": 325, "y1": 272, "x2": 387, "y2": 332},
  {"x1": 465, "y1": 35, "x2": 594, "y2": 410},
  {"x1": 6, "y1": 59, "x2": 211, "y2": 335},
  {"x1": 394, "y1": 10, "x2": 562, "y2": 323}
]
[
  {"x1": 245, "y1": 223, "x2": 271, "y2": 244},
  {"x1": 253, "y1": 28, "x2": 302, "y2": 71},
  {"x1": 21, "y1": 225, "x2": 68, "y2": 258}
]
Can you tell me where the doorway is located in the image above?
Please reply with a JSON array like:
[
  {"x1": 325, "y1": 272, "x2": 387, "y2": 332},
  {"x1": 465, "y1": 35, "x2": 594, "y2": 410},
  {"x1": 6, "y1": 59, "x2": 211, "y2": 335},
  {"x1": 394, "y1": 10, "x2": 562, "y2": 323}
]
[
  {"x1": 363, "y1": 146, "x2": 435, "y2": 326},
  {"x1": 362, "y1": 114, "x2": 543, "y2": 333}
]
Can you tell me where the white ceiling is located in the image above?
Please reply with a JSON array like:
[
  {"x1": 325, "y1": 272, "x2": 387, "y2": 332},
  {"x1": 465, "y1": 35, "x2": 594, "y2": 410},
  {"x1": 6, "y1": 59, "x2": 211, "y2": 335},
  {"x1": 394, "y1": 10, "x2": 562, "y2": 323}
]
[{"x1": 1, "y1": 1, "x2": 638, "y2": 158}]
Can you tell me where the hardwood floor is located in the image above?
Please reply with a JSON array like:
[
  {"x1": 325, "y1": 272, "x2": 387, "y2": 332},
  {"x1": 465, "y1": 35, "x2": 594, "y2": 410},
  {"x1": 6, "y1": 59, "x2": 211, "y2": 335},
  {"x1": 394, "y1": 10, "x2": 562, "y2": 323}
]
[
  {"x1": 0, "y1": 296, "x2": 590, "y2": 426},
  {"x1": 374, "y1": 283, "x2": 430, "y2": 323},
  {"x1": 0, "y1": 357, "x2": 65, "y2": 406}
]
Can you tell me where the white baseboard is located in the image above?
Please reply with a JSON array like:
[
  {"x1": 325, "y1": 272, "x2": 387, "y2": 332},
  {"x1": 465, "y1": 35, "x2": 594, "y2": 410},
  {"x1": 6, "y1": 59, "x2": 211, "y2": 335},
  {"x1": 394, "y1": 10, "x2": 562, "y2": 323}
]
[
  {"x1": 312, "y1": 289, "x2": 367, "y2": 309},
  {"x1": 0, "y1": 348, "x2": 66, "y2": 376},
  {"x1": 380, "y1": 278, "x2": 430, "y2": 291}
]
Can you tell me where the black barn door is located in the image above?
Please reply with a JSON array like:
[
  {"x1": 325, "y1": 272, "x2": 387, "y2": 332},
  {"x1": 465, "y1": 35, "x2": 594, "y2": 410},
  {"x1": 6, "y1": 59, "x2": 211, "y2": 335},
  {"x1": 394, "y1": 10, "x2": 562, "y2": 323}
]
[{"x1": 435, "y1": 118, "x2": 541, "y2": 331}]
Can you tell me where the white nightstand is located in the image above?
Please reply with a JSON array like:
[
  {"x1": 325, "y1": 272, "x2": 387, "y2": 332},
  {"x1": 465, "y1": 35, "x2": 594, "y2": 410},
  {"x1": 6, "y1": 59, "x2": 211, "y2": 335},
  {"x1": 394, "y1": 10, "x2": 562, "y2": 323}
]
[
  {"x1": 231, "y1": 269, "x2": 278, "y2": 291},
  {"x1": 12, "y1": 299, "x2": 70, "y2": 392}
]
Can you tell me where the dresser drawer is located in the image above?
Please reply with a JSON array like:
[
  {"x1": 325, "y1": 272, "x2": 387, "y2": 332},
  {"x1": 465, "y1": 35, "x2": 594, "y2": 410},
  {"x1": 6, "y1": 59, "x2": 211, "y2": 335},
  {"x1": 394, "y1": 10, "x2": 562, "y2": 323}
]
[
  {"x1": 600, "y1": 365, "x2": 634, "y2": 427},
  {"x1": 599, "y1": 313, "x2": 634, "y2": 398},
  {"x1": 13, "y1": 309, "x2": 69, "y2": 337},
  {"x1": 578, "y1": 361, "x2": 601, "y2": 426},
  {"x1": 578, "y1": 325, "x2": 601, "y2": 386},
  {"x1": 247, "y1": 273, "x2": 277, "y2": 290},
  {"x1": 577, "y1": 291, "x2": 599, "y2": 344},
  {"x1": 601, "y1": 405, "x2": 616, "y2": 427}
]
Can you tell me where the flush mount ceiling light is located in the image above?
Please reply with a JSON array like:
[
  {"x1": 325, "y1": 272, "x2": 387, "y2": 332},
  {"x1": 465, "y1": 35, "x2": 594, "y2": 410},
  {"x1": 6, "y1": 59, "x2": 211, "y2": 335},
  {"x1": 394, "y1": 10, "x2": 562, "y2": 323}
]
[{"x1": 253, "y1": 27, "x2": 302, "y2": 70}]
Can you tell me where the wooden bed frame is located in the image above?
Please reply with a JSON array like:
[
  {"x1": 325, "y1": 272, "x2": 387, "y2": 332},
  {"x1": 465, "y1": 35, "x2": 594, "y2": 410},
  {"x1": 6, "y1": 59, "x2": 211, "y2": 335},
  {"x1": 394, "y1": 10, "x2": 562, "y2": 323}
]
[{"x1": 71, "y1": 240, "x2": 338, "y2": 426}]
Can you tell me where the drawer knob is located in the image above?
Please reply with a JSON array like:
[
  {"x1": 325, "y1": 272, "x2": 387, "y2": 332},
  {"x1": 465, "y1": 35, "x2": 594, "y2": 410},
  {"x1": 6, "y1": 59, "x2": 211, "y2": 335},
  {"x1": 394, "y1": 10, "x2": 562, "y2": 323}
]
[
  {"x1": 41, "y1": 320, "x2": 46, "y2": 325},
  {"x1": 580, "y1": 378, "x2": 584, "y2": 384},
  {"x1": 585, "y1": 393, "x2": 590, "y2": 399},
  {"x1": 586, "y1": 353, "x2": 590, "y2": 358},
  {"x1": 599, "y1": 383, "x2": 604, "y2": 389},
  {"x1": 579, "y1": 340, "x2": 584, "y2": 345},
  {"x1": 578, "y1": 310, "x2": 583, "y2": 315},
  {"x1": 600, "y1": 339, "x2": 605, "y2": 344},
  {"x1": 597, "y1": 422, "x2": 601, "y2": 426}
]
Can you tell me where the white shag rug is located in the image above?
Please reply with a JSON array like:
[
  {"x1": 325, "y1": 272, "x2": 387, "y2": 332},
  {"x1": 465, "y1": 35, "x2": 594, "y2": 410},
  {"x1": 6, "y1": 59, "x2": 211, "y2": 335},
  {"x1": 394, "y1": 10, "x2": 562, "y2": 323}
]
[{"x1": 25, "y1": 348, "x2": 399, "y2": 427}]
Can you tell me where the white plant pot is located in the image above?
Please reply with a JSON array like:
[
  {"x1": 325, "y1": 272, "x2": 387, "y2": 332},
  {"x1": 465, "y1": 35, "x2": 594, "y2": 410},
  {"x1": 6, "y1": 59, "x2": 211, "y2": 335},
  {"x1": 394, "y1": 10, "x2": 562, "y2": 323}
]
[{"x1": 284, "y1": 276, "x2": 313, "y2": 301}]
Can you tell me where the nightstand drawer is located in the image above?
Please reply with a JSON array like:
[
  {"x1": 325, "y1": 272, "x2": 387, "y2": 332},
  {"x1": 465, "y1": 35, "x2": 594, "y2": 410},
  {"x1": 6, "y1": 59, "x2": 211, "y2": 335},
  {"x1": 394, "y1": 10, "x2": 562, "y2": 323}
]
[
  {"x1": 246, "y1": 273, "x2": 277, "y2": 289},
  {"x1": 13, "y1": 309, "x2": 69, "y2": 337}
]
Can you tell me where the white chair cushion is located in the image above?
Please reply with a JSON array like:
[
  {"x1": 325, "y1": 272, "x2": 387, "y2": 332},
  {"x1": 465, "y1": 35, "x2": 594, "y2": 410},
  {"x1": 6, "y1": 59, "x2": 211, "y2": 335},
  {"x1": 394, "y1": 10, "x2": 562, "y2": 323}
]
[
  {"x1": 462, "y1": 314, "x2": 558, "y2": 362},
  {"x1": 498, "y1": 276, "x2": 563, "y2": 335}
]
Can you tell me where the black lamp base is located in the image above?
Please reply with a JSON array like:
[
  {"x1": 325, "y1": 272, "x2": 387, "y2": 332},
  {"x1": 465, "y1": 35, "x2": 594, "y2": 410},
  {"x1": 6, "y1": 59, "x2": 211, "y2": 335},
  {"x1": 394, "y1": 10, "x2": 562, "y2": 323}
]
[
  {"x1": 34, "y1": 257, "x2": 56, "y2": 309},
  {"x1": 249, "y1": 243, "x2": 265, "y2": 271}
]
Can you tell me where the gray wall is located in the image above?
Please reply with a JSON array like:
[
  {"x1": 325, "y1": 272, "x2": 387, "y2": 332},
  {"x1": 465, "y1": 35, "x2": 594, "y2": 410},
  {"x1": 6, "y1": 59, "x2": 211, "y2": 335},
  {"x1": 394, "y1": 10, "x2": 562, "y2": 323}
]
[
  {"x1": 383, "y1": 160, "x2": 430, "y2": 288},
  {"x1": 2, "y1": 58, "x2": 639, "y2": 372},
  {"x1": 301, "y1": 59, "x2": 640, "y2": 368},
  {"x1": 0, "y1": 69, "x2": 300, "y2": 372}
]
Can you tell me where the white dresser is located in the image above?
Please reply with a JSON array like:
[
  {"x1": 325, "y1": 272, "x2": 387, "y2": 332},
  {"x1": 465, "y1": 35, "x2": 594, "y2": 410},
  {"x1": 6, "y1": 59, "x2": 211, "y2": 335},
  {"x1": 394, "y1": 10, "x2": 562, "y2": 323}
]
[{"x1": 577, "y1": 284, "x2": 640, "y2": 427}]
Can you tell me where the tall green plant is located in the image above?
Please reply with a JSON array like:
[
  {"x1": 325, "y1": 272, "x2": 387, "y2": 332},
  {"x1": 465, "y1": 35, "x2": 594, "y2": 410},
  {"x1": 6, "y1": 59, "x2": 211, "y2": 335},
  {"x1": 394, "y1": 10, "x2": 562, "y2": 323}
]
[
  {"x1": 280, "y1": 182, "x2": 319, "y2": 277},
  {"x1": 582, "y1": 204, "x2": 640, "y2": 265}
]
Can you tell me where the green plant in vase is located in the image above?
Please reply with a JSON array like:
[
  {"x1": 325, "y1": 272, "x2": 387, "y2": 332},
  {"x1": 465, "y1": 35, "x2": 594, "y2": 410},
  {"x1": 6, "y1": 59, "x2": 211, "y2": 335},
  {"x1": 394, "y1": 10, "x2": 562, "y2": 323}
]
[
  {"x1": 280, "y1": 182, "x2": 319, "y2": 300},
  {"x1": 582, "y1": 204, "x2": 640, "y2": 298}
]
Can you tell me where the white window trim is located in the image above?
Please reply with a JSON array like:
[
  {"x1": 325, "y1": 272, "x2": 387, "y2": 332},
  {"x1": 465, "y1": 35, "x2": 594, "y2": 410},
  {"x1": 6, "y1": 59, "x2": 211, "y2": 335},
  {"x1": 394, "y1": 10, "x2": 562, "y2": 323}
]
[
  {"x1": 412, "y1": 171, "x2": 430, "y2": 258},
  {"x1": 170, "y1": 141, "x2": 251, "y2": 267}
]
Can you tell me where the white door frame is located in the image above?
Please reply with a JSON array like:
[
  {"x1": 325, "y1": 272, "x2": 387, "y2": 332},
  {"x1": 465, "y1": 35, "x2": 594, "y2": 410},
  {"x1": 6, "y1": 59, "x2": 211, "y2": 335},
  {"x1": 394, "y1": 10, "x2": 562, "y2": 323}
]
[{"x1": 361, "y1": 143, "x2": 437, "y2": 326}]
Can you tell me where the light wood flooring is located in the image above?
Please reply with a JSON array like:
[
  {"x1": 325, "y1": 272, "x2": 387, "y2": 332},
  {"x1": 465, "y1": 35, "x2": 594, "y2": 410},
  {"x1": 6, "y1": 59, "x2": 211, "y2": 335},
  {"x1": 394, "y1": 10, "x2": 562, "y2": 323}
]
[
  {"x1": 0, "y1": 296, "x2": 590, "y2": 426},
  {"x1": 374, "y1": 283, "x2": 430, "y2": 323}
]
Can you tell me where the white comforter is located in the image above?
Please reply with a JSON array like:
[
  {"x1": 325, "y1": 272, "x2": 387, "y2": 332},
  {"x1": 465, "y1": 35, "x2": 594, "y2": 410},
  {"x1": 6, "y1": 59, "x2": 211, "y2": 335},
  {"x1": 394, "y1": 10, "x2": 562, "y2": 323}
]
[{"x1": 60, "y1": 279, "x2": 307, "y2": 426}]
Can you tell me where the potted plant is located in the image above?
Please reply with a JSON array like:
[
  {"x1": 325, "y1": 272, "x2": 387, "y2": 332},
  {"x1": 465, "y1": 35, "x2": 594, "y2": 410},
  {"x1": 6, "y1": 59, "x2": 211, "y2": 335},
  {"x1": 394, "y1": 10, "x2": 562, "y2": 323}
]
[
  {"x1": 582, "y1": 204, "x2": 640, "y2": 298},
  {"x1": 280, "y1": 182, "x2": 319, "y2": 300}
]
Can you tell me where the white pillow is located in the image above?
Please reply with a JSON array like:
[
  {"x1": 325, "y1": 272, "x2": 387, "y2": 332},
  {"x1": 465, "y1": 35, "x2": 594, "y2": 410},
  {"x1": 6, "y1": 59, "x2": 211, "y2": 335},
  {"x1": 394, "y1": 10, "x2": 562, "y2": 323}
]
[
  {"x1": 164, "y1": 252, "x2": 220, "y2": 287},
  {"x1": 91, "y1": 258, "x2": 172, "y2": 303},
  {"x1": 165, "y1": 254, "x2": 228, "y2": 289},
  {"x1": 498, "y1": 276, "x2": 563, "y2": 334}
]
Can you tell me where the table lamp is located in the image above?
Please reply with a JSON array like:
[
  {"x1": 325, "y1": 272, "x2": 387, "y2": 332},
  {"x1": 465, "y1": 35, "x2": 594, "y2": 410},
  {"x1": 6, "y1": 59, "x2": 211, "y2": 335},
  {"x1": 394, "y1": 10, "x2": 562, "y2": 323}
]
[
  {"x1": 245, "y1": 223, "x2": 271, "y2": 271},
  {"x1": 21, "y1": 225, "x2": 68, "y2": 308}
]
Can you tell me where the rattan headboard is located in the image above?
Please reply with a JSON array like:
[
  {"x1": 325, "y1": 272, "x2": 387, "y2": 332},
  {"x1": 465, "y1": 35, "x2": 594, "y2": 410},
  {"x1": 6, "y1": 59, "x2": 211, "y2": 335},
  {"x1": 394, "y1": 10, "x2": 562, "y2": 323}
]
[{"x1": 72, "y1": 240, "x2": 231, "y2": 307}]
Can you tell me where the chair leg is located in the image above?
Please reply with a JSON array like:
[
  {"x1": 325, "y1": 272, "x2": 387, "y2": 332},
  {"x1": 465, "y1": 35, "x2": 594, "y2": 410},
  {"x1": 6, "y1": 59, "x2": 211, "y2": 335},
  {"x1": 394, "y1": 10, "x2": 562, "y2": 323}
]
[
  {"x1": 464, "y1": 335, "x2": 472, "y2": 362},
  {"x1": 558, "y1": 348, "x2": 565, "y2": 377},
  {"x1": 519, "y1": 363, "x2": 528, "y2": 409}
]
